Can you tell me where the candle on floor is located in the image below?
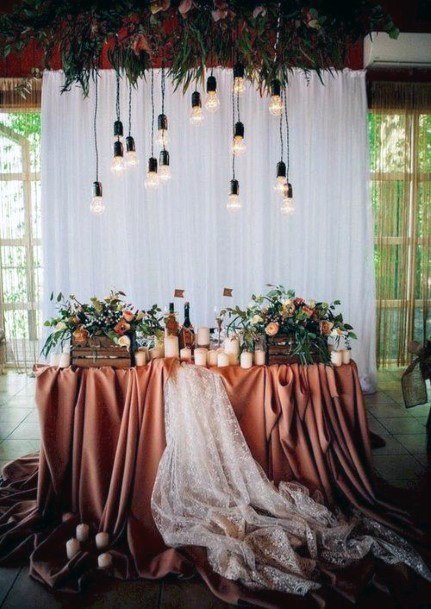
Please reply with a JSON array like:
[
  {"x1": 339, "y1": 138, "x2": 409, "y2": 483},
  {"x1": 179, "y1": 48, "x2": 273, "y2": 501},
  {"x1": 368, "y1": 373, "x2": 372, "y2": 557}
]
[
  {"x1": 224, "y1": 336, "x2": 239, "y2": 365},
  {"x1": 240, "y1": 351, "x2": 253, "y2": 369},
  {"x1": 135, "y1": 350, "x2": 147, "y2": 367},
  {"x1": 194, "y1": 348, "x2": 207, "y2": 366},
  {"x1": 58, "y1": 352, "x2": 71, "y2": 368},
  {"x1": 197, "y1": 326, "x2": 210, "y2": 347},
  {"x1": 254, "y1": 350, "x2": 266, "y2": 366},
  {"x1": 180, "y1": 347, "x2": 192, "y2": 362},
  {"x1": 330, "y1": 351, "x2": 343, "y2": 367},
  {"x1": 149, "y1": 345, "x2": 164, "y2": 360},
  {"x1": 97, "y1": 552, "x2": 113, "y2": 569},
  {"x1": 76, "y1": 523, "x2": 89, "y2": 542},
  {"x1": 95, "y1": 532, "x2": 110, "y2": 550},
  {"x1": 207, "y1": 350, "x2": 218, "y2": 366},
  {"x1": 66, "y1": 538, "x2": 80, "y2": 560},
  {"x1": 342, "y1": 350, "x2": 351, "y2": 364},
  {"x1": 217, "y1": 352, "x2": 230, "y2": 368},
  {"x1": 164, "y1": 335, "x2": 179, "y2": 358}
]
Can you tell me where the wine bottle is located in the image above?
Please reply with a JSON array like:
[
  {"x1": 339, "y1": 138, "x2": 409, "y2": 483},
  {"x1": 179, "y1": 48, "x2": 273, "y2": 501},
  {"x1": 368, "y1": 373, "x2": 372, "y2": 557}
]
[
  {"x1": 165, "y1": 302, "x2": 179, "y2": 336},
  {"x1": 179, "y1": 302, "x2": 195, "y2": 349}
]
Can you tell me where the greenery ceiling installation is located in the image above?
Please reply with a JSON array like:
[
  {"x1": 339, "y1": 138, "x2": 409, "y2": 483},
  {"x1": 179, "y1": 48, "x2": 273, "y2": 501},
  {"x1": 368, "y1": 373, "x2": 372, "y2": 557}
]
[{"x1": 0, "y1": 1, "x2": 398, "y2": 94}]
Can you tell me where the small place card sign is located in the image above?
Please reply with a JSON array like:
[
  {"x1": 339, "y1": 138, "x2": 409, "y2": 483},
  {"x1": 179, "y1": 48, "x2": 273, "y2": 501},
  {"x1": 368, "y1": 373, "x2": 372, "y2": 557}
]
[
  {"x1": 223, "y1": 288, "x2": 233, "y2": 297},
  {"x1": 174, "y1": 289, "x2": 185, "y2": 298}
]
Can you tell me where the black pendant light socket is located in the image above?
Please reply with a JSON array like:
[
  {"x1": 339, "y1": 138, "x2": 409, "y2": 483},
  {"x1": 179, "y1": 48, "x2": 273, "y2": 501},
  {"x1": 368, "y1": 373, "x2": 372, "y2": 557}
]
[
  {"x1": 206, "y1": 75, "x2": 217, "y2": 92},
  {"x1": 93, "y1": 181, "x2": 103, "y2": 197},
  {"x1": 148, "y1": 157, "x2": 158, "y2": 173},
  {"x1": 234, "y1": 121, "x2": 245, "y2": 138},
  {"x1": 271, "y1": 79, "x2": 281, "y2": 97},
  {"x1": 286, "y1": 182, "x2": 293, "y2": 198},
  {"x1": 114, "y1": 120, "x2": 124, "y2": 138},
  {"x1": 126, "y1": 136, "x2": 136, "y2": 153},
  {"x1": 113, "y1": 140, "x2": 123, "y2": 157},
  {"x1": 233, "y1": 63, "x2": 245, "y2": 79},
  {"x1": 159, "y1": 150, "x2": 170, "y2": 166},
  {"x1": 191, "y1": 91, "x2": 202, "y2": 108},
  {"x1": 230, "y1": 179, "x2": 239, "y2": 196},
  {"x1": 276, "y1": 161, "x2": 286, "y2": 179},
  {"x1": 158, "y1": 113, "x2": 168, "y2": 131}
]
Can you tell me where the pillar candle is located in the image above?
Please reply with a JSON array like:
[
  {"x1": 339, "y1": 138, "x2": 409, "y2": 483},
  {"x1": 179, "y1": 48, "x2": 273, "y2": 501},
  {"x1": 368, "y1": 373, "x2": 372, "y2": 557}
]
[
  {"x1": 240, "y1": 351, "x2": 253, "y2": 369},
  {"x1": 95, "y1": 532, "x2": 110, "y2": 550},
  {"x1": 66, "y1": 538, "x2": 80, "y2": 560},
  {"x1": 217, "y1": 352, "x2": 230, "y2": 368},
  {"x1": 330, "y1": 351, "x2": 343, "y2": 367},
  {"x1": 135, "y1": 350, "x2": 147, "y2": 366},
  {"x1": 98, "y1": 552, "x2": 113, "y2": 569},
  {"x1": 180, "y1": 347, "x2": 192, "y2": 361},
  {"x1": 149, "y1": 345, "x2": 164, "y2": 360},
  {"x1": 254, "y1": 350, "x2": 266, "y2": 366},
  {"x1": 58, "y1": 352, "x2": 71, "y2": 368},
  {"x1": 164, "y1": 335, "x2": 179, "y2": 358},
  {"x1": 49, "y1": 353, "x2": 60, "y2": 366},
  {"x1": 194, "y1": 348, "x2": 208, "y2": 366},
  {"x1": 76, "y1": 523, "x2": 89, "y2": 542},
  {"x1": 197, "y1": 327, "x2": 210, "y2": 347},
  {"x1": 207, "y1": 350, "x2": 218, "y2": 366},
  {"x1": 342, "y1": 349, "x2": 351, "y2": 365},
  {"x1": 224, "y1": 336, "x2": 240, "y2": 365}
]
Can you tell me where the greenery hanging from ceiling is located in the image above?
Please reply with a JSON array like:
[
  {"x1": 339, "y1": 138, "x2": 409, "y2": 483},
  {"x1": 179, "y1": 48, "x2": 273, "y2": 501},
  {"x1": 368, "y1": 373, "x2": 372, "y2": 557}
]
[{"x1": 0, "y1": 0, "x2": 398, "y2": 95}]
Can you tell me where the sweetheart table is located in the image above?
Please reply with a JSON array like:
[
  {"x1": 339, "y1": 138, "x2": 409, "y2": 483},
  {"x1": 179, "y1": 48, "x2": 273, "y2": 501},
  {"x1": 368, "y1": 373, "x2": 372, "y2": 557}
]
[{"x1": 0, "y1": 359, "x2": 429, "y2": 607}]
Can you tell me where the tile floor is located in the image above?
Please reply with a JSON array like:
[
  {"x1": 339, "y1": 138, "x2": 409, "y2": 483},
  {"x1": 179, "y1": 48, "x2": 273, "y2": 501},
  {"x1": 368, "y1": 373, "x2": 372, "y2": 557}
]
[{"x1": 0, "y1": 368, "x2": 430, "y2": 608}]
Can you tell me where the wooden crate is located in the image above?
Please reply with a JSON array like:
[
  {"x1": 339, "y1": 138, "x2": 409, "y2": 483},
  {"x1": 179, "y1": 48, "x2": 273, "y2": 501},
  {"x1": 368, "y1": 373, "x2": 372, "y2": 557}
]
[
  {"x1": 71, "y1": 335, "x2": 132, "y2": 368},
  {"x1": 266, "y1": 334, "x2": 298, "y2": 365}
]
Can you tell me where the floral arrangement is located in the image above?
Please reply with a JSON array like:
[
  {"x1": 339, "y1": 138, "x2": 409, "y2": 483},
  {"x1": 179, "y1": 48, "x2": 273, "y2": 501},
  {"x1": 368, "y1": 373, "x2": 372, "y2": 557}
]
[
  {"x1": 0, "y1": 1, "x2": 398, "y2": 94},
  {"x1": 41, "y1": 291, "x2": 164, "y2": 357},
  {"x1": 221, "y1": 285, "x2": 356, "y2": 364}
]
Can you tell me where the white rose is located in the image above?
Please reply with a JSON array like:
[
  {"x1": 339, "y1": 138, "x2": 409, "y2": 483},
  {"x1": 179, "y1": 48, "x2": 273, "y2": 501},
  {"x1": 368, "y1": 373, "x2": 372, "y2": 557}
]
[
  {"x1": 282, "y1": 298, "x2": 293, "y2": 307},
  {"x1": 118, "y1": 335, "x2": 131, "y2": 350},
  {"x1": 55, "y1": 321, "x2": 67, "y2": 331},
  {"x1": 308, "y1": 299, "x2": 316, "y2": 309},
  {"x1": 251, "y1": 315, "x2": 263, "y2": 325}
]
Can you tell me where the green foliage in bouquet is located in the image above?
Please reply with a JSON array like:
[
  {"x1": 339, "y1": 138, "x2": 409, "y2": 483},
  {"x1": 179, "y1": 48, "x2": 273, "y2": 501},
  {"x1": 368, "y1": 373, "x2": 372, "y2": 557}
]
[
  {"x1": 221, "y1": 285, "x2": 357, "y2": 364},
  {"x1": 41, "y1": 290, "x2": 164, "y2": 357}
]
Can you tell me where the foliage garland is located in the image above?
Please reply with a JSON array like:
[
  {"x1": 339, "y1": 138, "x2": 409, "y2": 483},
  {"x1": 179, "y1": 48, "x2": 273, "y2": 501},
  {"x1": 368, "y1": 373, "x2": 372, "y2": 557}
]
[{"x1": 0, "y1": 0, "x2": 398, "y2": 95}]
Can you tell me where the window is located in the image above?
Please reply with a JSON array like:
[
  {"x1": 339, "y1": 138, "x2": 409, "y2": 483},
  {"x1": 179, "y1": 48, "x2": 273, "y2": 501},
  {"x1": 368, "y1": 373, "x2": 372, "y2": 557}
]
[{"x1": 0, "y1": 112, "x2": 42, "y2": 370}]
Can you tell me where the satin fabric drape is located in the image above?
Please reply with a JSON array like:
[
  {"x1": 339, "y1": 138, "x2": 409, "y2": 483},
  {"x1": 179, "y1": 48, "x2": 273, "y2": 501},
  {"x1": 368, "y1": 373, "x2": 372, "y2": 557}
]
[{"x1": 0, "y1": 361, "x2": 429, "y2": 607}]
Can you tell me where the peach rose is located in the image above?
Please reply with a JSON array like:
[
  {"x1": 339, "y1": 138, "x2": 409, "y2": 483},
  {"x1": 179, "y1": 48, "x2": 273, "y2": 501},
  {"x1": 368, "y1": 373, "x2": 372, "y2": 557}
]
[
  {"x1": 123, "y1": 310, "x2": 135, "y2": 322},
  {"x1": 265, "y1": 322, "x2": 279, "y2": 336},
  {"x1": 73, "y1": 326, "x2": 89, "y2": 343},
  {"x1": 282, "y1": 303, "x2": 295, "y2": 317},
  {"x1": 114, "y1": 320, "x2": 131, "y2": 335},
  {"x1": 293, "y1": 297, "x2": 305, "y2": 307},
  {"x1": 302, "y1": 306, "x2": 314, "y2": 318},
  {"x1": 320, "y1": 321, "x2": 334, "y2": 336}
]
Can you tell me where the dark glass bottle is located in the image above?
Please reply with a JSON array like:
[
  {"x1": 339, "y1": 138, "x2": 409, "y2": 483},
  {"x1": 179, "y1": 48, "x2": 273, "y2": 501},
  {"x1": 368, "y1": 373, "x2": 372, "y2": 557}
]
[{"x1": 179, "y1": 302, "x2": 195, "y2": 349}]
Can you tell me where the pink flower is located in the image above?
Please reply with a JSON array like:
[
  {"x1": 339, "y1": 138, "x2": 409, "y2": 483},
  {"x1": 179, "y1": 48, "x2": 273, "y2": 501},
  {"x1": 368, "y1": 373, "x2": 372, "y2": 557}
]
[
  {"x1": 114, "y1": 320, "x2": 131, "y2": 336},
  {"x1": 178, "y1": 0, "x2": 193, "y2": 16},
  {"x1": 123, "y1": 310, "x2": 135, "y2": 322},
  {"x1": 252, "y1": 6, "x2": 266, "y2": 19},
  {"x1": 294, "y1": 297, "x2": 305, "y2": 307},
  {"x1": 132, "y1": 34, "x2": 151, "y2": 56},
  {"x1": 320, "y1": 321, "x2": 334, "y2": 336},
  {"x1": 265, "y1": 322, "x2": 279, "y2": 337},
  {"x1": 212, "y1": 0, "x2": 229, "y2": 21},
  {"x1": 302, "y1": 306, "x2": 314, "y2": 318}
]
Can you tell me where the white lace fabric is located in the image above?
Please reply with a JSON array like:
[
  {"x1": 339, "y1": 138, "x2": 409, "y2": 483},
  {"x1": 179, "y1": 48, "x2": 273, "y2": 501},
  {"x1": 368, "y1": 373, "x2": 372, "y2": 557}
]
[{"x1": 151, "y1": 364, "x2": 431, "y2": 596}]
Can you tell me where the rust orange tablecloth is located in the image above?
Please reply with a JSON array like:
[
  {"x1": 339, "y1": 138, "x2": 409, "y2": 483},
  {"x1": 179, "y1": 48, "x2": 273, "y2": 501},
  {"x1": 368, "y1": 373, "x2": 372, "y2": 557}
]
[{"x1": 0, "y1": 360, "x2": 429, "y2": 608}]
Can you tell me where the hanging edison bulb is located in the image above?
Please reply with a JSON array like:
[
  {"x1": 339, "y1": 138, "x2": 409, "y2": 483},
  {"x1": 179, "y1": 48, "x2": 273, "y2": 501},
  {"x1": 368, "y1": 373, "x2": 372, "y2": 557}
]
[
  {"x1": 111, "y1": 139, "x2": 125, "y2": 174},
  {"x1": 205, "y1": 75, "x2": 220, "y2": 112},
  {"x1": 190, "y1": 91, "x2": 204, "y2": 125},
  {"x1": 157, "y1": 113, "x2": 168, "y2": 146},
  {"x1": 227, "y1": 179, "x2": 242, "y2": 212},
  {"x1": 280, "y1": 182, "x2": 294, "y2": 215},
  {"x1": 125, "y1": 136, "x2": 138, "y2": 167},
  {"x1": 159, "y1": 150, "x2": 171, "y2": 181},
  {"x1": 274, "y1": 161, "x2": 287, "y2": 192},
  {"x1": 269, "y1": 79, "x2": 283, "y2": 117},
  {"x1": 232, "y1": 121, "x2": 246, "y2": 156},
  {"x1": 145, "y1": 157, "x2": 159, "y2": 189},
  {"x1": 233, "y1": 63, "x2": 245, "y2": 96},
  {"x1": 90, "y1": 181, "x2": 105, "y2": 215},
  {"x1": 113, "y1": 119, "x2": 124, "y2": 143}
]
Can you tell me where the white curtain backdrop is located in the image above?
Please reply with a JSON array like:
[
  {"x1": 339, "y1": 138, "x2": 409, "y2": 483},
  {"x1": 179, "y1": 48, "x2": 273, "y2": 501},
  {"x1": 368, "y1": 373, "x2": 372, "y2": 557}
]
[{"x1": 41, "y1": 69, "x2": 376, "y2": 391}]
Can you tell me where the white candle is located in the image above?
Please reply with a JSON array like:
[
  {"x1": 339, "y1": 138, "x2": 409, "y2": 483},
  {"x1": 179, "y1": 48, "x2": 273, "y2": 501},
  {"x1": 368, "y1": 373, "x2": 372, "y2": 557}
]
[
  {"x1": 180, "y1": 347, "x2": 192, "y2": 362},
  {"x1": 49, "y1": 353, "x2": 60, "y2": 366},
  {"x1": 342, "y1": 350, "x2": 351, "y2": 365},
  {"x1": 66, "y1": 538, "x2": 80, "y2": 560},
  {"x1": 331, "y1": 351, "x2": 343, "y2": 367},
  {"x1": 224, "y1": 336, "x2": 240, "y2": 365},
  {"x1": 207, "y1": 350, "x2": 218, "y2": 366},
  {"x1": 97, "y1": 552, "x2": 113, "y2": 569},
  {"x1": 197, "y1": 327, "x2": 210, "y2": 347},
  {"x1": 149, "y1": 345, "x2": 164, "y2": 360},
  {"x1": 254, "y1": 350, "x2": 266, "y2": 366},
  {"x1": 240, "y1": 351, "x2": 253, "y2": 369},
  {"x1": 194, "y1": 348, "x2": 208, "y2": 366},
  {"x1": 217, "y1": 352, "x2": 230, "y2": 368},
  {"x1": 135, "y1": 350, "x2": 147, "y2": 366},
  {"x1": 76, "y1": 523, "x2": 89, "y2": 542},
  {"x1": 58, "y1": 352, "x2": 71, "y2": 368},
  {"x1": 95, "y1": 532, "x2": 110, "y2": 550},
  {"x1": 164, "y1": 335, "x2": 179, "y2": 359}
]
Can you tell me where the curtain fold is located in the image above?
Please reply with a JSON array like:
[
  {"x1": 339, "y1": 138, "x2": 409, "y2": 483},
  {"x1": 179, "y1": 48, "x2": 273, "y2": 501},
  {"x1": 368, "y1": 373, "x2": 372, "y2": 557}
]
[
  {"x1": 369, "y1": 82, "x2": 431, "y2": 367},
  {"x1": 41, "y1": 69, "x2": 376, "y2": 391}
]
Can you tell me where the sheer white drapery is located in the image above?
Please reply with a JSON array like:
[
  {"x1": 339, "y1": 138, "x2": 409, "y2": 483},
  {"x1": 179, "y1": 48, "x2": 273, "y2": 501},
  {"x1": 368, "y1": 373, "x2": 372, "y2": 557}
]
[{"x1": 41, "y1": 69, "x2": 376, "y2": 390}]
